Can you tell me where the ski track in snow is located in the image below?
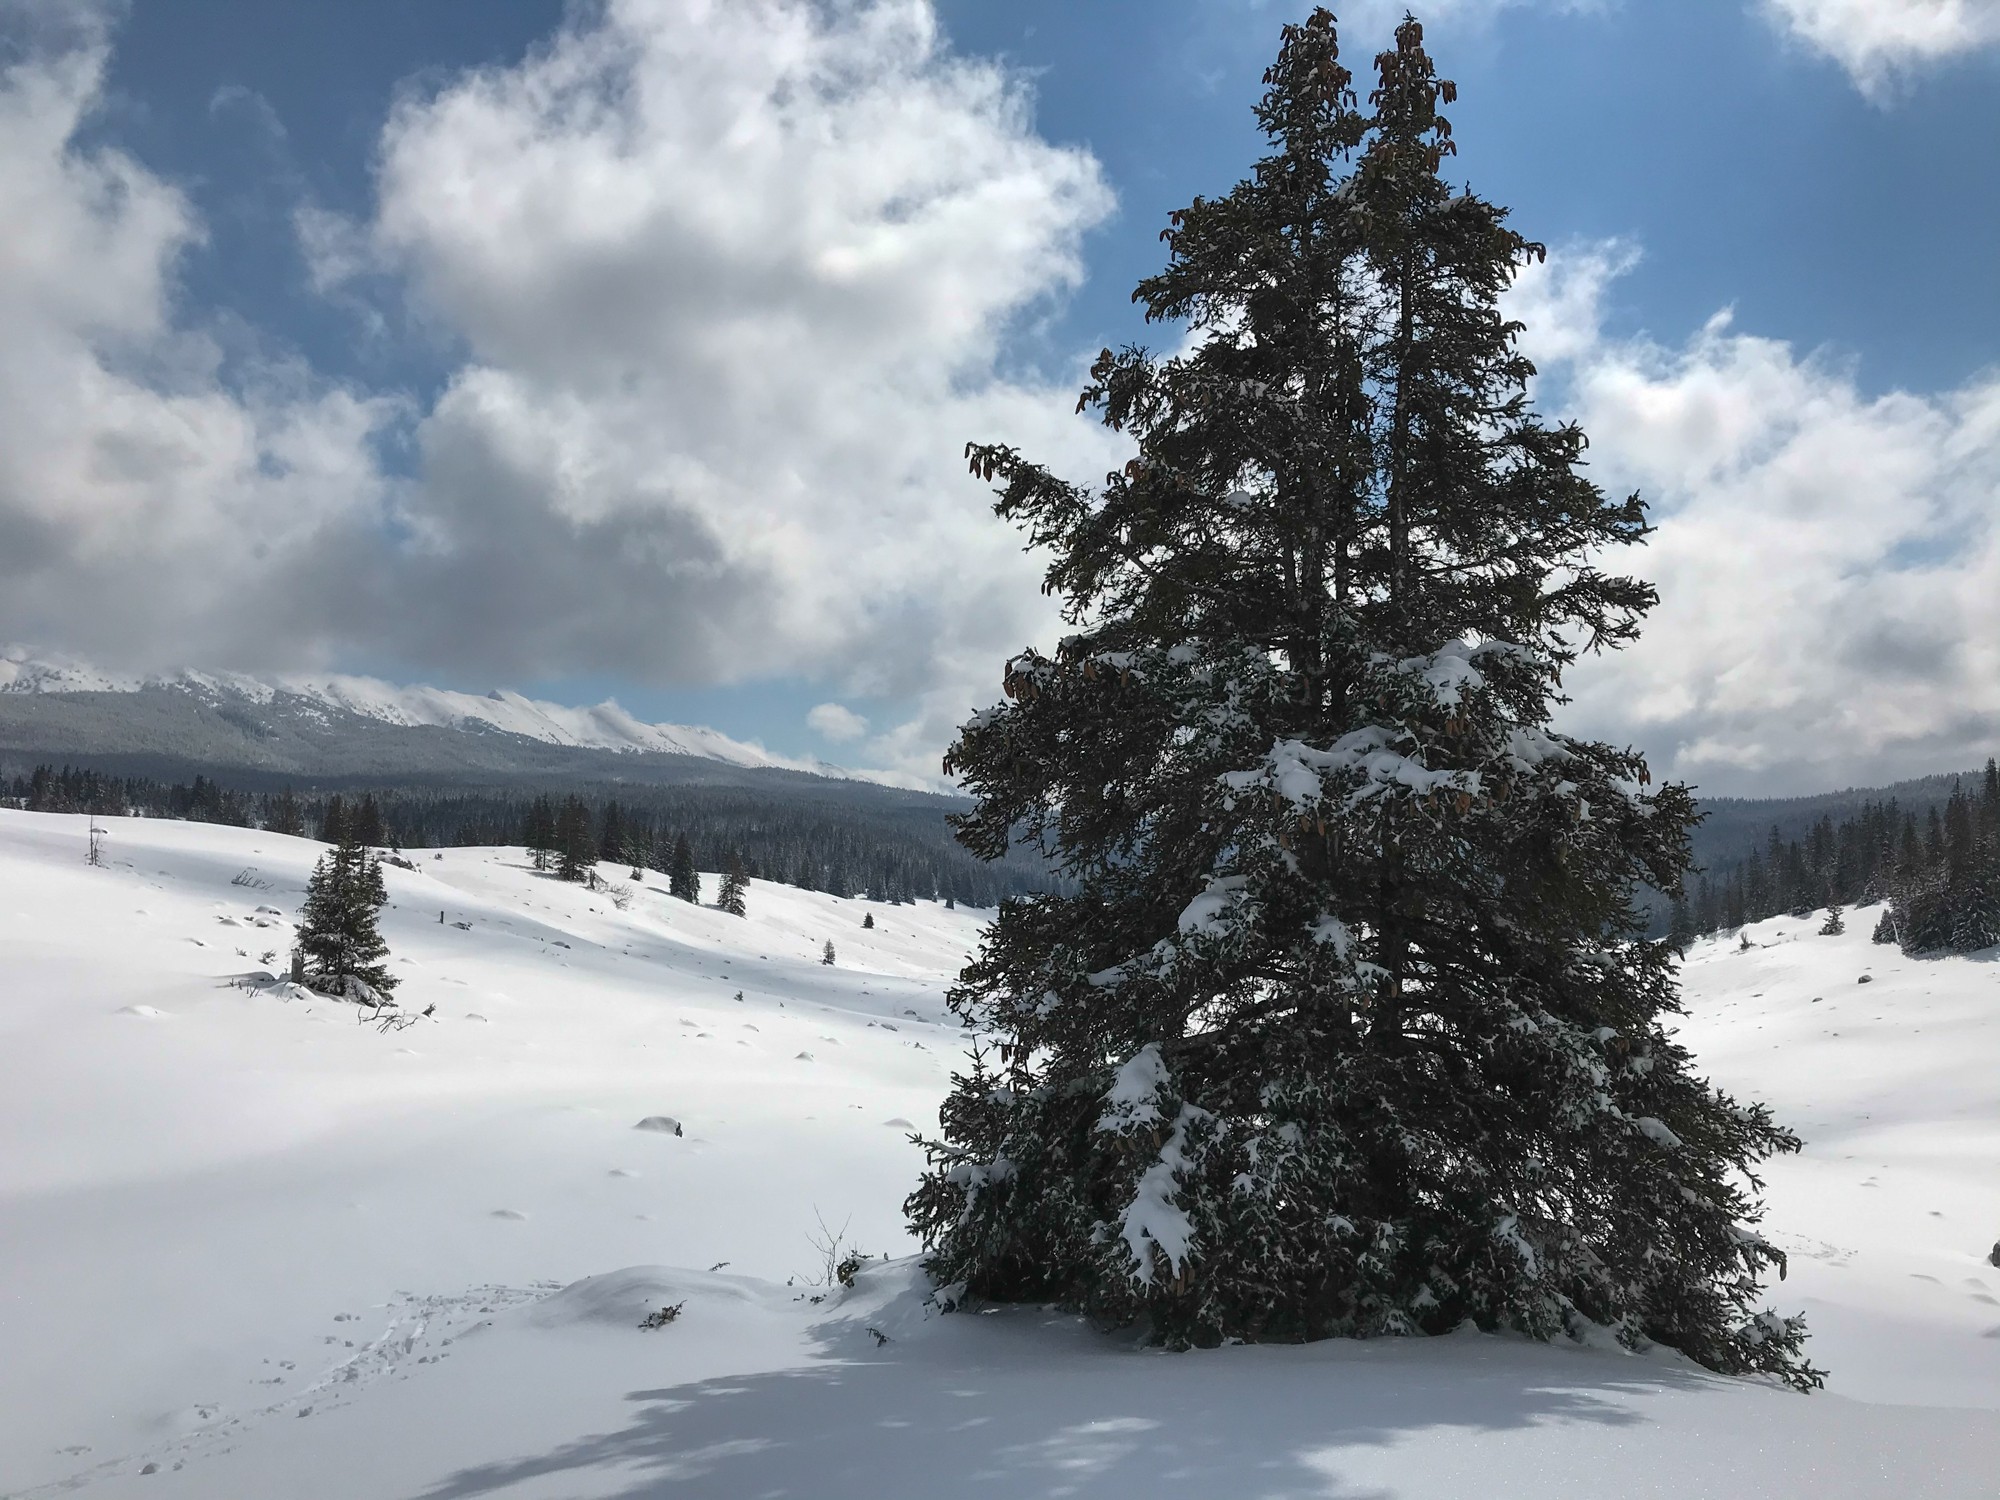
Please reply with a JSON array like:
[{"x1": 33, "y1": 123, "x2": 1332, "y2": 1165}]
[
  {"x1": 3, "y1": 809, "x2": 2000, "y2": 1497},
  {"x1": 9, "y1": 1282, "x2": 555, "y2": 1497}
]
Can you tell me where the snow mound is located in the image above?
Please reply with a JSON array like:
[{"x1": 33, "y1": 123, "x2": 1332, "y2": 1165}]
[
  {"x1": 633, "y1": 1115, "x2": 684, "y2": 1135},
  {"x1": 522, "y1": 1266, "x2": 770, "y2": 1331}
]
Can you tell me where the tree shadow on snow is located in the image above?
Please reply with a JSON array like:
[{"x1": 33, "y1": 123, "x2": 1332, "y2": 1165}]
[{"x1": 408, "y1": 1307, "x2": 1707, "y2": 1500}]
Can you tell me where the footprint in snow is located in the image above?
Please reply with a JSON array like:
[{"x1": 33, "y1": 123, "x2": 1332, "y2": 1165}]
[
  {"x1": 796, "y1": 1051, "x2": 815, "y2": 1062},
  {"x1": 118, "y1": 1004, "x2": 169, "y2": 1019},
  {"x1": 884, "y1": 1118, "x2": 914, "y2": 1128},
  {"x1": 491, "y1": 1209, "x2": 529, "y2": 1221}
]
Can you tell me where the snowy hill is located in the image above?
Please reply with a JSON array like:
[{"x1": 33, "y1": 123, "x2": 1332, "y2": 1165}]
[
  {"x1": 3, "y1": 810, "x2": 1998, "y2": 1497},
  {"x1": 0, "y1": 646, "x2": 894, "y2": 786}
]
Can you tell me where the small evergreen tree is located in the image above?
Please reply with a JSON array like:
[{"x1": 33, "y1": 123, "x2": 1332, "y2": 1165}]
[
  {"x1": 297, "y1": 826, "x2": 397, "y2": 1000},
  {"x1": 600, "y1": 799, "x2": 626, "y2": 866},
  {"x1": 557, "y1": 796, "x2": 596, "y2": 883},
  {"x1": 269, "y1": 788, "x2": 305, "y2": 838},
  {"x1": 718, "y1": 854, "x2": 749, "y2": 917},
  {"x1": 319, "y1": 794, "x2": 348, "y2": 846},
  {"x1": 350, "y1": 794, "x2": 385, "y2": 850},
  {"x1": 823, "y1": 940, "x2": 837, "y2": 966},
  {"x1": 670, "y1": 834, "x2": 700, "y2": 904},
  {"x1": 525, "y1": 795, "x2": 558, "y2": 871},
  {"x1": 1819, "y1": 905, "x2": 1845, "y2": 936},
  {"x1": 862, "y1": 911, "x2": 874, "y2": 930},
  {"x1": 908, "y1": 11, "x2": 1815, "y2": 1388},
  {"x1": 1668, "y1": 893, "x2": 1696, "y2": 951}
]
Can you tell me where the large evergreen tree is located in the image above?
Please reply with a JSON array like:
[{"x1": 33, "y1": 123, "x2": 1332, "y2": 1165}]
[
  {"x1": 297, "y1": 826, "x2": 397, "y2": 999},
  {"x1": 908, "y1": 12, "x2": 1815, "y2": 1387}
]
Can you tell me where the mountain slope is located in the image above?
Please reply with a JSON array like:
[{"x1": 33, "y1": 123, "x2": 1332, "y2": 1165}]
[
  {"x1": 0, "y1": 647, "x2": 884, "y2": 786},
  {"x1": 2, "y1": 810, "x2": 1998, "y2": 1497}
]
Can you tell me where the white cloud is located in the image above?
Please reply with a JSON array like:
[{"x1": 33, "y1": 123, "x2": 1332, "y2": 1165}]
[
  {"x1": 0, "y1": 29, "x2": 397, "y2": 672},
  {"x1": 1760, "y1": 0, "x2": 2000, "y2": 95},
  {"x1": 0, "y1": 0, "x2": 1123, "y2": 783},
  {"x1": 1512, "y1": 244, "x2": 2000, "y2": 795},
  {"x1": 807, "y1": 702, "x2": 869, "y2": 742},
  {"x1": 1229, "y1": 0, "x2": 1999, "y2": 96},
  {"x1": 348, "y1": 0, "x2": 1120, "y2": 777}
]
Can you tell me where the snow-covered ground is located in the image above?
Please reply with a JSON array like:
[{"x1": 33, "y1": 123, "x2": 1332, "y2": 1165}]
[{"x1": 2, "y1": 810, "x2": 1997, "y2": 1498}]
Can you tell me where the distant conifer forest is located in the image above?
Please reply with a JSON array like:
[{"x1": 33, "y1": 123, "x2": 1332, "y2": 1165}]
[
  {"x1": 1671, "y1": 759, "x2": 2000, "y2": 957},
  {"x1": 2, "y1": 762, "x2": 1054, "y2": 909}
]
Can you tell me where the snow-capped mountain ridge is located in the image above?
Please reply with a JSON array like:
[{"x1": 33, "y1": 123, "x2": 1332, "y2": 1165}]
[{"x1": 0, "y1": 646, "x2": 848, "y2": 779}]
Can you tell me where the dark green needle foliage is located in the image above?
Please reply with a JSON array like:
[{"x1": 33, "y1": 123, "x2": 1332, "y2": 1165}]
[
  {"x1": 718, "y1": 853, "x2": 750, "y2": 917},
  {"x1": 669, "y1": 833, "x2": 701, "y2": 904},
  {"x1": 907, "y1": 11, "x2": 1817, "y2": 1389},
  {"x1": 297, "y1": 823, "x2": 397, "y2": 1000},
  {"x1": 557, "y1": 795, "x2": 596, "y2": 883}
]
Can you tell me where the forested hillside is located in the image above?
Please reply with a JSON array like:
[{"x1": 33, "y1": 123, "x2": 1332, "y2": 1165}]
[
  {"x1": 1673, "y1": 760, "x2": 2000, "y2": 956},
  {"x1": 1, "y1": 762, "x2": 1054, "y2": 908}
]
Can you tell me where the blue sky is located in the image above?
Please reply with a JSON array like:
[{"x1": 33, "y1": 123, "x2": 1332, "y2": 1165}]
[{"x1": 4, "y1": 0, "x2": 1999, "y2": 792}]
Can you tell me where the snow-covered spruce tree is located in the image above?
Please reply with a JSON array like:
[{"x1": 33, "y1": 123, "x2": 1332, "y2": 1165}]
[
  {"x1": 907, "y1": 11, "x2": 1817, "y2": 1388},
  {"x1": 297, "y1": 827, "x2": 397, "y2": 1001}
]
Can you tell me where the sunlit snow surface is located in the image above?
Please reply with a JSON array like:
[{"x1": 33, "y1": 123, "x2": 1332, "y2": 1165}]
[{"x1": 2, "y1": 810, "x2": 1997, "y2": 1498}]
